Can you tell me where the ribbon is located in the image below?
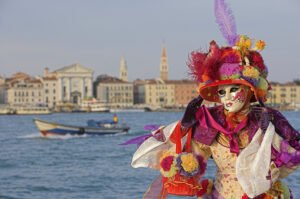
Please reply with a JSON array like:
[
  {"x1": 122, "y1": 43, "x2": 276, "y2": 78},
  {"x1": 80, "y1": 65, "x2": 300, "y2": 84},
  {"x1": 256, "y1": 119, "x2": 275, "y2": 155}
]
[
  {"x1": 198, "y1": 106, "x2": 248, "y2": 154},
  {"x1": 120, "y1": 133, "x2": 152, "y2": 147},
  {"x1": 120, "y1": 125, "x2": 163, "y2": 147}
]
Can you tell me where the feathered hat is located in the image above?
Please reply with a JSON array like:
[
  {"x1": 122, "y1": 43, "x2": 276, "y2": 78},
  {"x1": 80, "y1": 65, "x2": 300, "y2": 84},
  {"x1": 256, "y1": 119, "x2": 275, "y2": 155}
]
[{"x1": 188, "y1": 0, "x2": 269, "y2": 103}]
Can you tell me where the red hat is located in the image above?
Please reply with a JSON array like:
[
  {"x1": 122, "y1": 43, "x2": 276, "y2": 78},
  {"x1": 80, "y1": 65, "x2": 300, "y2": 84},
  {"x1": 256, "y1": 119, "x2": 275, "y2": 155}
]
[{"x1": 188, "y1": 0, "x2": 270, "y2": 103}]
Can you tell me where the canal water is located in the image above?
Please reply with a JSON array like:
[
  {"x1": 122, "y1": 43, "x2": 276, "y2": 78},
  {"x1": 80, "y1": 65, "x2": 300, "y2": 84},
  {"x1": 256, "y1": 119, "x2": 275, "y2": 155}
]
[{"x1": 0, "y1": 111, "x2": 300, "y2": 198}]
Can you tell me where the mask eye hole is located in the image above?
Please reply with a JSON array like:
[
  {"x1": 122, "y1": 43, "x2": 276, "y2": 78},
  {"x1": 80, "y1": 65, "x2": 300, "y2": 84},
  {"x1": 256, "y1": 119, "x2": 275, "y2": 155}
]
[
  {"x1": 230, "y1": 87, "x2": 240, "y2": 93},
  {"x1": 217, "y1": 89, "x2": 226, "y2": 97}
]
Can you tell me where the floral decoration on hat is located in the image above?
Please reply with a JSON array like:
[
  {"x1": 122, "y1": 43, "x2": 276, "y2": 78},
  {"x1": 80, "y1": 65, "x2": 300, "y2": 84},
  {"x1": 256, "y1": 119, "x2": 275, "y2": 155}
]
[{"x1": 187, "y1": 0, "x2": 270, "y2": 103}]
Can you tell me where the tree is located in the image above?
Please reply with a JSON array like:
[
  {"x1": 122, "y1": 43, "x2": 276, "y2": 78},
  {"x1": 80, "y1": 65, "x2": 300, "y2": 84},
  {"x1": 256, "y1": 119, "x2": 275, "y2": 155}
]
[{"x1": 293, "y1": 79, "x2": 300, "y2": 85}]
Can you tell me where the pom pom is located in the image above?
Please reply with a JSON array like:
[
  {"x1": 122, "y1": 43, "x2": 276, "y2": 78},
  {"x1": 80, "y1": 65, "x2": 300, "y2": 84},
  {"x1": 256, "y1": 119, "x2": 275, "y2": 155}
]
[
  {"x1": 187, "y1": 41, "x2": 222, "y2": 83},
  {"x1": 255, "y1": 40, "x2": 266, "y2": 51},
  {"x1": 248, "y1": 51, "x2": 266, "y2": 74}
]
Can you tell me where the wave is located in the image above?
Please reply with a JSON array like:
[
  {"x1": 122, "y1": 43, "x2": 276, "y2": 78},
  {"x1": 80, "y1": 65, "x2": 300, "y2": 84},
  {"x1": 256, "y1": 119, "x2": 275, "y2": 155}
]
[{"x1": 18, "y1": 132, "x2": 88, "y2": 140}]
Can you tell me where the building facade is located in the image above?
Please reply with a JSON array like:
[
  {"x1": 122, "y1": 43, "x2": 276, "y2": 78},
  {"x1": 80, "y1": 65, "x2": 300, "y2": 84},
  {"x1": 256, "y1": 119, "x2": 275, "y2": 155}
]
[
  {"x1": 41, "y1": 76, "x2": 58, "y2": 108},
  {"x1": 268, "y1": 82, "x2": 300, "y2": 108},
  {"x1": 0, "y1": 75, "x2": 6, "y2": 104},
  {"x1": 6, "y1": 73, "x2": 44, "y2": 106},
  {"x1": 167, "y1": 80, "x2": 198, "y2": 107},
  {"x1": 54, "y1": 64, "x2": 93, "y2": 105},
  {"x1": 95, "y1": 75, "x2": 134, "y2": 107},
  {"x1": 134, "y1": 79, "x2": 175, "y2": 108}
]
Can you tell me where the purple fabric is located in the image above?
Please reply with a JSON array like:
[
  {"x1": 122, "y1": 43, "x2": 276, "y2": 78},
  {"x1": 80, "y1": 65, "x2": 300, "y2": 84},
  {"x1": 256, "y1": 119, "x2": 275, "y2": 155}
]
[
  {"x1": 211, "y1": 187, "x2": 225, "y2": 199},
  {"x1": 272, "y1": 140, "x2": 300, "y2": 168},
  {"x1": 193, "y1": 124, "x2": 218, "y2": 145},
  {"x1": 193, "y1": 105, "x2": 300, "y2": 155},
  {"x1": 120, "y1": 133, "x2": 152, "y2": 147},
  {"x1": 196, "y1": 106, "x2": 248, "y2": 154},
  {"x1": 144, "y1": 125, "x2": 160, "y2": 131},
  {"x1": 121, "y1": 125, "x2": 162, "y2": 147},
  {"x1": 267, "y1": 108, "x2": 300, "y2": 149}
]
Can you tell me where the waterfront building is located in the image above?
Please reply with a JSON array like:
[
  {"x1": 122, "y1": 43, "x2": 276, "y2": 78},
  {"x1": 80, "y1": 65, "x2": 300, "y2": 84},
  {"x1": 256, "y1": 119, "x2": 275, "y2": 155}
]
[
  {"x1": 166, "y1": 79, "x2": 198, "y2": 107},
  {"x1": 54, "y1": 63, "x2": 93, "y2": 105},
  {"x1": 133, "y1": 79, "x2": 175, "y2": 108},
  {"x1": 95, "y1": 75, "x2": 133, "y2": 108},
  {"x1": 159, "y1": 46, "x2": 169, "y2": 81},
  {"x1": 41, "y1": 76, "x2": 58, "y2": 109},
  {"x1": 6, "y1": 72, "x2": 44, "y2": 106},
  {"x1": 0, "y1": 75, "x2": 6, "y2": 104},
  {"x1": 268, "y1": 82, "x2": 300, "y2": 109}
]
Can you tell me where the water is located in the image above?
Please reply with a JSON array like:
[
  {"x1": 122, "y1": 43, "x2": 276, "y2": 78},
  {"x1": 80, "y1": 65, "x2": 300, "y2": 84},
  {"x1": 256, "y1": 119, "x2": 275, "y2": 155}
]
[{"x1": 0, "y1": 111, "x2": 300, "y2": 199}]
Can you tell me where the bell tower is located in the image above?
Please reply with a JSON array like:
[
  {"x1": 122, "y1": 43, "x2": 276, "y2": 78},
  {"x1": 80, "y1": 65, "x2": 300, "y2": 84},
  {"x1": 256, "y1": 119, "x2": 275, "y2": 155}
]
[
  {"x1": 159, "y1": 46, "x2": 169, "y2": 81},
  {"x1": 119, "y1": 57, "x2": 128, "y2": 82}
]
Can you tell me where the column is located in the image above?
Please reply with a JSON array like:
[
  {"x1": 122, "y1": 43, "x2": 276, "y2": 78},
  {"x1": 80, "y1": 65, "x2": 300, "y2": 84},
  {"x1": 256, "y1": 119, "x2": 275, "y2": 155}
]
[
  {"x1": 58, "y1": 77, "x2": 63, "y2": 102},
  {"x1": 68, "y1": 77, "x2": 71, "y2": 101}
]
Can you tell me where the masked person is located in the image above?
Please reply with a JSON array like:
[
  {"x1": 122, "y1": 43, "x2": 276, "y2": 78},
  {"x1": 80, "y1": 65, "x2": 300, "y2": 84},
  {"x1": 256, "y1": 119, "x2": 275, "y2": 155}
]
[{"x1": 130, "y1": 1, "x2": 300, "y2": 198}]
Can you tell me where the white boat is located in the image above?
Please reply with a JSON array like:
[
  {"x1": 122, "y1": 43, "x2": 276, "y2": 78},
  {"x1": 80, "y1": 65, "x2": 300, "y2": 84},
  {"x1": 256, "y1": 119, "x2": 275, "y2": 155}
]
[
  {"x1": 80, "y1": 99, "x2": 109, "y2": 112},
  {"x1": 109, "y1": 107, "x2": 147, "y2": 113},
  {"x1": 0, "y1": 106, "x2": 16, "y2": 115},
  {"x1": 14, "y1": 106, "x2": 51, "y2": 115}
]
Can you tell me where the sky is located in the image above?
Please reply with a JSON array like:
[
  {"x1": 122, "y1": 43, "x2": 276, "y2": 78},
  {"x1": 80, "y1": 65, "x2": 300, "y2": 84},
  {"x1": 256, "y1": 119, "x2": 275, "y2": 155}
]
[{"x1": 0, "y1": 0, "x2": 300, "y2": 83}]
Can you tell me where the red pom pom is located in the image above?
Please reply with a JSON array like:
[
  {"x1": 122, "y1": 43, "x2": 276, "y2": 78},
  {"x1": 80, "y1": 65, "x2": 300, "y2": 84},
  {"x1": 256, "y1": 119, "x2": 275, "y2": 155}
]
[{"x1": 248, "y1": 51, "x2": 265, "y2": 72}]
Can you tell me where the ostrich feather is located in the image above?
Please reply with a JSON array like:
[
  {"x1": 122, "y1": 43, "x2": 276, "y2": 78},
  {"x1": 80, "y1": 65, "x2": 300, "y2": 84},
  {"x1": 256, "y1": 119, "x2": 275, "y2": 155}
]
[{"x1": 214, "y1": 0, "x2": 238, "y2": 46}]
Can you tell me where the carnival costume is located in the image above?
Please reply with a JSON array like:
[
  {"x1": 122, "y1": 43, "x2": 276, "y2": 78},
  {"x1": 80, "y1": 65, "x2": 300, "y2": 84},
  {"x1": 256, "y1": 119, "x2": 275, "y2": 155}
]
[{"x1": 129, "y1": 0, "x2": 300, "y2": 198}]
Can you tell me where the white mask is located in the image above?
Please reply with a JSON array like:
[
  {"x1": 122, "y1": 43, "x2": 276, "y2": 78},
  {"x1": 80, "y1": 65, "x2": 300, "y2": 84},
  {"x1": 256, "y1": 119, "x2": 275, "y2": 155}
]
[{"x1": 217, "y1": 84, "x2": 249, "y2": 113}]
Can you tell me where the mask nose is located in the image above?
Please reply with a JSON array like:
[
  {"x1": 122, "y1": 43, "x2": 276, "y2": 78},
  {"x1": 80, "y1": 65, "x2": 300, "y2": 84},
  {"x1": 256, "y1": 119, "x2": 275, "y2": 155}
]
[{"x1": 224, "y1": 90, "x2": 232, "y2": 100}]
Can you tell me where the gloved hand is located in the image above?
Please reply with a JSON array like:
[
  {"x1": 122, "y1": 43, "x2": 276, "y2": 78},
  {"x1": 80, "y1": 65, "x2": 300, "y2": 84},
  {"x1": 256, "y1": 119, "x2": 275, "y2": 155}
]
[
  {"x1": 181, "y1": 95, "x2": 203, "y2": 131},
  {"x1": 253, "y1": 106, "x2": 270, "y2": 132},
  {"x1": 150, "y1": 126, "x2": 166, "y2": 142},
  {"x1": 267, "y1": 162, "x2": 280, "y2": 184}
]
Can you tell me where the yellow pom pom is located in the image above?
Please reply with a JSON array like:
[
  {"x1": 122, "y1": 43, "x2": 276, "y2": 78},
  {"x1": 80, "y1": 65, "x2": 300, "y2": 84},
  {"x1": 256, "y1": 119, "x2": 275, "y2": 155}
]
[
  {"x1": 255, "y1": 40, "x2": 266, "y2": 51},
  {"x1": 181, "y1": 154, "x2": 199, "y2": 173}
]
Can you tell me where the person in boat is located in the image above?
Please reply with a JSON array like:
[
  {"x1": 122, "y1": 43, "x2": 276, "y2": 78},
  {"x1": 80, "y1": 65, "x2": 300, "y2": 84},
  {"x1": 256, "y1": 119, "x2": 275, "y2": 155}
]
[
  {"x1": 129, "y1": 1, "x2": 300, "y2": 198},
  {"x1": 113, "y1": 114, "x2": 118, "y2": 124}
]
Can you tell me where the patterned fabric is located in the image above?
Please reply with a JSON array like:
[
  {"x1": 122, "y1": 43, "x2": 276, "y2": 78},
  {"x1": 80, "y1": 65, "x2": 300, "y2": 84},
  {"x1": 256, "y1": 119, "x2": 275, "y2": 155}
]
[
  {"x1": 190, "y1": 105, "x2": 300, "y2": 199},
  {"x1": 193, "y1": 105, "x2": 300, "y2": 150}
]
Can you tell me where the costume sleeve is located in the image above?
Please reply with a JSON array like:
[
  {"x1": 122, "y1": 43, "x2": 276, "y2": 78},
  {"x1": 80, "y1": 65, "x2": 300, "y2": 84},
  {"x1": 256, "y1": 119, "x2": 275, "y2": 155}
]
[
  {"x1": 266, "y1": 108, "x2": 300, "y2": 178},
  {"x1": 271, "y1": 128, "x2": 300, "y2": 178},
  {"x1": 169, "y1": 105, "x2": 206, "y2": 143},
  {"x1": 269, "y1": 108, "x2": 300, "y2": 149}
]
